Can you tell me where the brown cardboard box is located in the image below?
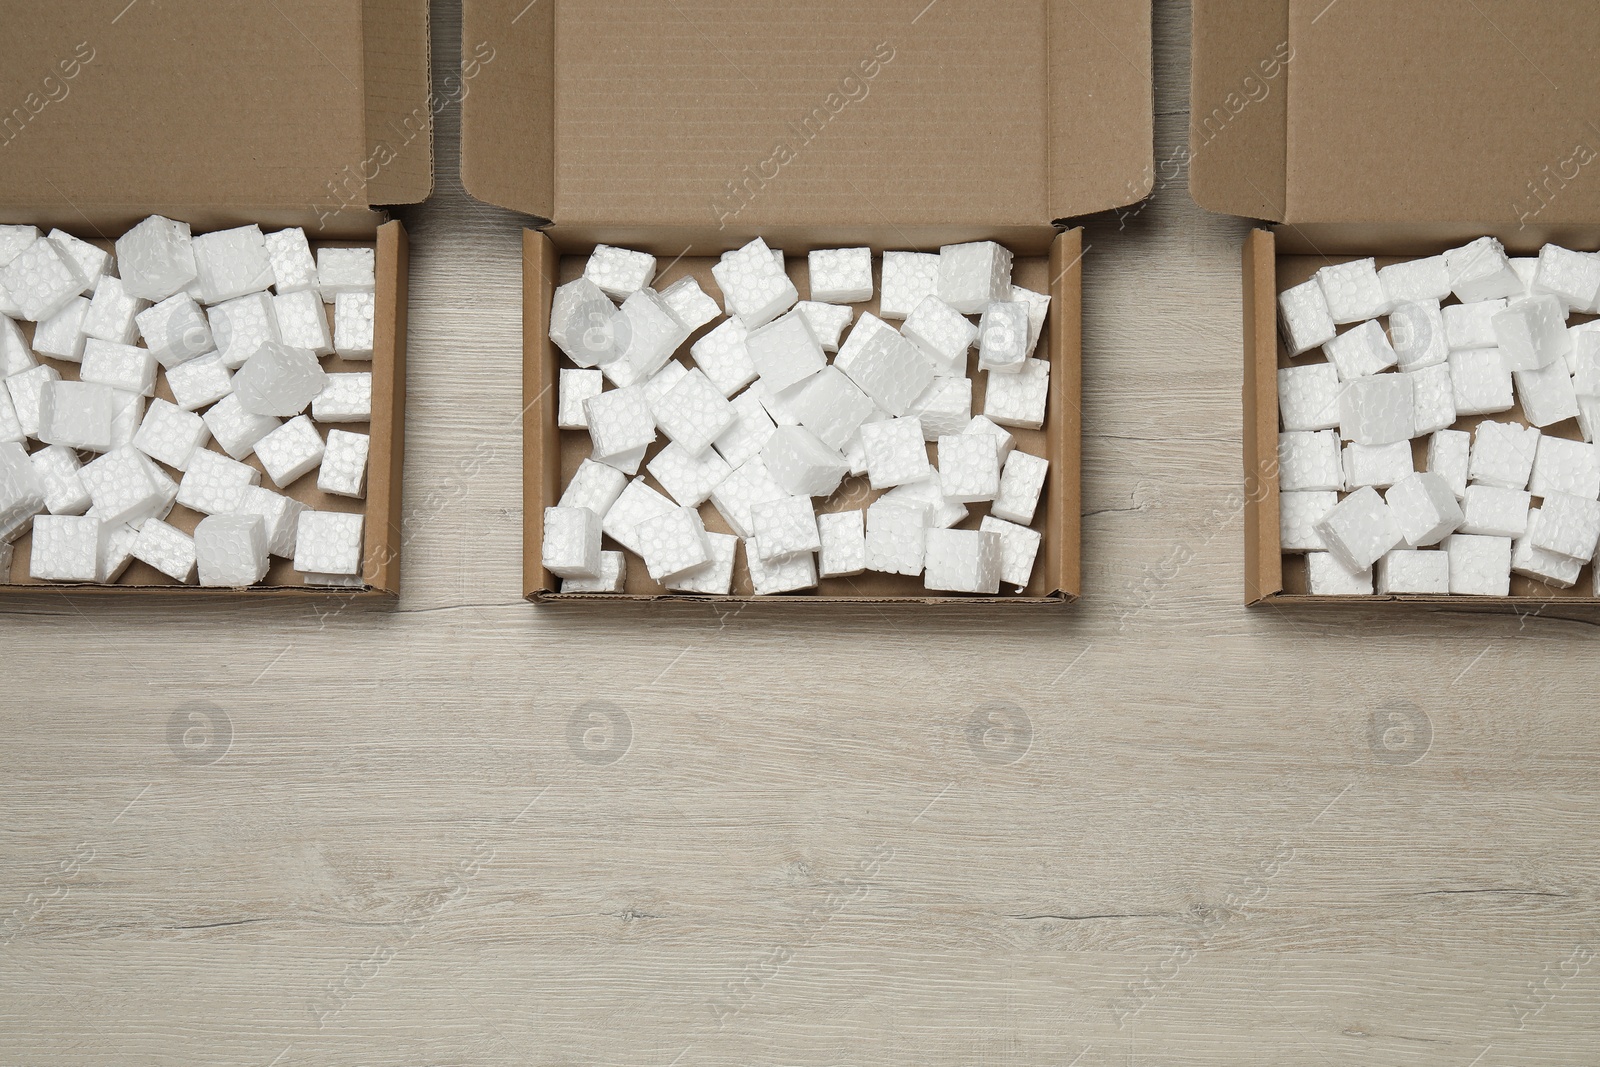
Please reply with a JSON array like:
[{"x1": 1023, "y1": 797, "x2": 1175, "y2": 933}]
[
  {"x1": 1192, "y1": 0, "x2": 1600, "y2": 606},
  {"x1": 461, "y1": 0, "x2": 1154, "y2": 602},
  {"x1": 0, "y1": 2, "x2": 431, "y2": 596}
]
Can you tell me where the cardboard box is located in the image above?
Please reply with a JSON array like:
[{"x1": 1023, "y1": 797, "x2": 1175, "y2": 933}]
[
  {"x1": 0, "y1": 2, "x2": 430, "y2": 596},
  {"x1": 461, "y1": 0, "x2": 1154, "y2": 603},
  {"x1": 1192, "y1": 0, "x2": 1600, "y2": 606}
]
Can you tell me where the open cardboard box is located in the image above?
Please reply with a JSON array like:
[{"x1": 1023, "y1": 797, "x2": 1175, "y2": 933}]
[
  {"x1": 0, "y1": 1, "x2": 431, "y2": 596},
  {"x1": 1192, "y1": 0, "x2": 1600, "y2": 606},
  {"x1": 461, "y1": 0, "x2": 1153, "y2": 603}
]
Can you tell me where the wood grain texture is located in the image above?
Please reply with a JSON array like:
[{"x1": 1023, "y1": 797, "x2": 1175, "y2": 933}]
[{"x1": 3, "y1": 3, "x2": 1598, "y2": 1065}]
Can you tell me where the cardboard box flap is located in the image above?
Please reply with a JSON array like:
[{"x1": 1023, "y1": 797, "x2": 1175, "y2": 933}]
[
  {"x1": 1192, "y1": 0, "x2": 1600, "y2": 225},
  {"x1": 0, "y1": 0, "x2": 431, "y2": 236},
  {"x1": 462, "y1": 0, "x2": 1151, "y2": 234}
]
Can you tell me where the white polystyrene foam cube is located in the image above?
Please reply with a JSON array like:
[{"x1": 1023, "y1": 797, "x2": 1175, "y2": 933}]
[
  {"x1": 923, "y1": 528, "x2": 1002, "y2": 594},
  {"x1": 254, "y1": 415, "x2": 325, "y2": 488},
  {"x1": 714, "y1": 391, "x2": 778, "y2": 469},
  {"x1": 46, "y1": 231, "x2": 109, "y2": 291},
  {"x1": 274, "y1": 289, "x2": 333, "y2": 356},
  {"x1": 0, "y1": 225, "x2": 38, "y2": 267},
  {"x1": 1470, "y1": 420, "x2": 1539, "y2": 489},
  {"x1": 1446, "y1": 237, "x2": 1523, "y2": 303},
  {"x1": 202, "y1": 394, "x2": 279, "y2": 460},
  {"x1": 977, "y1": 300, "x2": 1029, "y2": 374},
  {"x1": 1, "y1": 236, "x2": 86, "y2": 321},
  {"x1": 0, "y1": 316, "x2": 35, "y2": 377},
  {"x1": 1449, "y1": 349, "x2": 1513, "y2": 416},
  {"x1": 834, "y1": 313, "x2": 936, "y2": 417},
  {"x1": 750, "y1": 495, "x2": 820, "y2": 561},
  {"x1": 195, "y1": 514, "x2": 270, "y2": 587},
  {"x1": 745, "y1": 543, "x2": 817, "y2": 594},
  {"x1": 659, "y1": 276, "x2": 721, "y2": 333},
  {"x1": 1494, "y1": 295, "x2": 1569, "y2": 372},
  {"x1": 879, "y1": 474, "x2": 967, "y2": 528},
  {"x1": 1529, "y1": 490, "x2": 1600, "y2": 561},
  {"x1": 333, "y1": 291, "x2": 376, "y2": 360},
  {"x1": 176, "y1": 447, "x2": 260, "y2": 515},
  {"x1": 978, "y1": 515, "x2": 1041, "y2": 589},
  {"x1": 1390, "y1": 299, "x2": 1448, "y2": 372},
  {"x1": 1385, "y1": 471, "x2": 1463, "y2": 546},
  {"x1": 1406, "y1": 363, "x2": 1456, "y2": 437},
  {"x1": 1343, "y1": 441, "x2": 1412, "y2": 489},
  {"x1": 1323, "y1": 320, "x2": 1396, "y2": 380},
  {"x1": 790, "y1": 366, "x2": 875, "y2": 452},
  {"x1": 608, "y1": 288, "x2": 691, "y2": 386},
  {"x1": 264, "y1": 228, "x2": 318, "y2": 294},
  {"x1": 1573, "y1": 333, "x2": 1600, "y2": 394},
  {"x1": 794, "y1": 302, "x2": 853, "y2": 354},
  {"x1": 690, "y1": 318, "x2": 757, "y2": 397},
  {"x1": 315, "y1": 247, "x2": 376, "y2": 300},
  {"x1": 636, "y1": 506, "x2": 711, "y2": 581},
  {"x1": 1444, "y1": 532, "x2": 1511, "y2": 594},
  {"x1": 711, "y1": 239, "x2": 797, "y2": 329},
  {"x1": 643, "y1": 360, "x2": 690, "y2": 410},
  {"x1": 761, "y1": 426, "x2": 849, "y2": 498},
  {"x1": 80, "y1": 445, "x2": 165, "y2": 527},
  {"x1": 563, "y1": 549, "x2": 628, "y2": 593},
  {"x1": 879, "y1": 252, "x2": 941, "y2": 320},
  {"x1": 559, "y1": 458, "x2": 629, "y2": 519},
  {"x1": 108, "y1": 390, "x2": 143, "y2": 451},
  {"x1": 0, "y1": 441, "x2": 46, "y2": 541},
  {"x1": 1511, "y1": 257, "x2": 1540, "y2": 298},
  {"x1": 31, "y1": 297, "x2": 89, "y2": 362},
  {"x1": 817, "y1": 509, "x2": 866, "y2": 578},
  {"x1": 549, "y1": 277, "x2": 628, "y2": 369},
  {"x1": 1305, "y1": 551, "x2": 1373, "y2": 595},
  {"x1": 312, "y1": 373, "x2": 373, "y2": 424},
  {"x1": 603, "y1": 477, "x2": 676, "y2": 553},
  {"x1": 1338, "y1": 373, "x2": 1413, "y2": 446},
  {"x1": 1376, "y1": 549, "x2": 1450, "y2": 594},
  {"x1": 1010, "y1": 285, "x2": 1050, "y2": 357},
  {"x1": 233, "y1": 342, "x2": 326, "y2": 418},
  {"x1": 96, "y1": 521, "x2": 139, "y2": 583},
  {"x1": 82, "y1": 276, "x2": 147, "y2": 346},
  {"x1": 166, "y1": 353, "x2": 233, "y2": 412},
  {"x1": 983, "y1": 358, "x2": 1049, "y2": 430},
  {"x1": 585, "y1": 384, "x2": 657, "y2": 461},
  {"x1": 583, "y1": 245, "x2": 656, "y2": 301},
  {"x1": 708, "y1": 457, "x2": 787, "y2": 539},
  {"x1": 1513, "y1": 362, "x2": 1578, "y2": 428},
  {"x1": 1460, "y1": 484, "x2": 1531, "y2": 539},
  {"x1": 36, "y1": 380, "x2": 112, "y2": 452},
  {"x1": 132, "y1": 398, "x2": 210, "y2": 471},
  {"x1": 542, "y1": 505, "x2": 603, "y2": 578},
  {"x1": 1533, "y1": 244, "x2": 1600, "y2": 313},
  {"x1": 29, "y1": 514, "x2": 101, "y2": 581},
  {"x1": 1277, "y1": 278, "x2": 1337, "y2": 356},
  {"x1": 30, "y1": 444, "x2": 90, "y2": 515},
  {"x1": 558, "y1": 368, "x2": 603, "y2": 429},
  {"x1": 1513, "y1": 509, "x2": 1583, "y2": 588},
  {"x1": 860, "y1": 417, "x2": 930, "y2": 490},
  {"x1": 6, "y1": 364, "x2": 59, "y2": 438},
  {"x1": 664, "y1": 532, "x2": 736, "y2": 594},
  {"x1": 0, "y1": 387, "x2": 23, "y2": 445},
  {"x1": 902, "y1": 295, "x2": 977, "y2": 374},
  {"x1": 937, "y1": 242, "x2": 1012, "y2": 315},
  {"x1": 808, "y1": 247, "x2": 873, "y2": 304},
  {"x1": 80, "y1": 339, "x2": 157, "y2": 397},
  {"x1": 864, "y1": 498, "x2": 928, "y2": 576},
  {"x1": 136, "y1": 293, "x2": 214, "y2": 368},
  {"x1": 842, "y1": 406, "x2": 890, "y2": 477},
  {"x1": 1278, "y1": 430, "x2": 1341, "y2": 491},
  {"x1": 937, "y1": 433, "x2": 1001, "y2": 503},
  {"x1": 907, "y1": 377, "x2": 972, "y2": 441},
  {"x1": 646, "y1": 441, "x2": 731, "y2": 509},
  {"x1": 1316, "y1": 259, "x2": 1391, "y2": 324},
  {"x1": 651, "y1": 367, "x2": 736, "y2": 456},
  {"x1": 1580, "y1": 396, "x2": 1600, "y2": 443},
  {"x1": 191, "y1": 225, "x2": 273, "y2": 304},
  {"x1": 208, "y1": 291, "x2": 282, "y2": 369},
  {"x1": 1443, "y1": 300, "x2": 1506, "y2": 350},
  {"x1": 1278, "y1": 363, "x2": 1341, "y2": 431},
  {"x1": 988, "y1": 449, "x2": 1047, "y2": 524},
  {"x1": 115, "y1": 215, "x2": 197, "y2": 302},
  {"x1": 1378, "y1": 256, "x2": 1451, "y2": 305},
  {"x1": 1279, "y1": 490, "x2": 1337, "y2": 552},
  {"x1": 1313, "y1": 485, "x2": 1404, "y2": 571},
  {"x1": 235, "y1": 485, "x2": 307, "y2": 558},
  {"x1": 294, "y1": 510, "x2": 364, "y2": 575},
  {"x1": 130, "y1": 517, "x2": 197, "y2": 583},
  {"x1": 1530, "y1": 435, "x2": 1600, "y2": 500},
  {"x1": 318, "y1": 429, "x2": 369, "y2": 498},
  {"x1": 745, "y1": 309, "x2": 825, "y2": 394}
]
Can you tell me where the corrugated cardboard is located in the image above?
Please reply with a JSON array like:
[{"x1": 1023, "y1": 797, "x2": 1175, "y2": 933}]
[
  {"x1": 1196, "y1": 1, "x2": 1600, "y2": 606},
  {"x1": 0, "y1": 2, "x2": 429, "y2": 597},
  {"x1": 463, "y1": 0, "x2": 1150, "y2": 602}
]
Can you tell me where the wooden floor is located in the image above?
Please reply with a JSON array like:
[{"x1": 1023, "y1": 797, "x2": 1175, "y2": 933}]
[{"x1": 4, "y1": 3, "x2": 1598, "y2": 1064}]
